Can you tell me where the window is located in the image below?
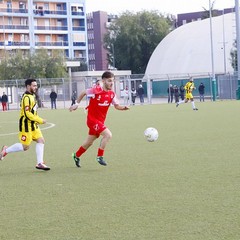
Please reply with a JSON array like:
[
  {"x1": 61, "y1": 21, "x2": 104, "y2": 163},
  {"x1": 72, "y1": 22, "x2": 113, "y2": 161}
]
[
  {"x1": 35, "y1": 35, "x2": 39, "y2": 42},
  {"x1": 44, "y1": 3, "x2": 49, "y2": 10},
  {"x1": 7, "y1": 17, "x2": 12, "y2": 25},
  {"x1": 20, "y1": 18, "x2": 28, "y2": 26},
  {"x1": 56, "y1": 4, "x2": 62, "y2": 10},
  {"x1": 45, "y1": 35, "x2": 51, "y2": 42}
]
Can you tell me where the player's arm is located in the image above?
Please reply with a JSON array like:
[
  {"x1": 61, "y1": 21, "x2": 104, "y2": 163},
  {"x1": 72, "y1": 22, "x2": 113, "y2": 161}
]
[
  {"x1": 112, "y1": 96, "x2": 129, "y2": 111},
  {"x1": 69, "y1": 90, "x2": 86, "y2": 112},
  {"x1": 23, "y1": 97, "x2": 44, "y2": 124},
  {"x1": 114, "y1": 105, "x2": 129, "y2": 110}
]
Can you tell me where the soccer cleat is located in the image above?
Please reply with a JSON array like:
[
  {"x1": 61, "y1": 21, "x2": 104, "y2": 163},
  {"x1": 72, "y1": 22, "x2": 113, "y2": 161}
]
[
  {"x1": 176, "y1": 103, "x2": 179, "y2": 107},
  {"x1": 96, "y1": 156, "x2": 107, "y2": 166},
  {"x1": 36, "y1": 162, "x2": 50, "y2": 171},
  {"x1": 72, "y1": 153, "x2": 81, "y2": 168},
  {"x1": 193, "y1": 108, "x2": 198, "y2": 111},
  {"x1": 0, "y1": 145, "x2": 8, "y2": 160}
]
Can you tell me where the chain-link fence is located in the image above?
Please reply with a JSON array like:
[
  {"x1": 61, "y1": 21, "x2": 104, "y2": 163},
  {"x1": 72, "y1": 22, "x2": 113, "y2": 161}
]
[
  {"x1": 0, "y1": 72, "x2": 238, "y2": 110},
  {"x1": 218, "y1": 73, "x2": 238, "y2": 100}
]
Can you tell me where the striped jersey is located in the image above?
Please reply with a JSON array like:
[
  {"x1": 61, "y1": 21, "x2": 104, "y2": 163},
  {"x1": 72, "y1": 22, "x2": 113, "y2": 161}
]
[
  {"x1": 19, "y1": 92, "x2": 44, "y2": 132},
  {"x1": 184, "y1": 81, "x2": 195, "y2": 94}
]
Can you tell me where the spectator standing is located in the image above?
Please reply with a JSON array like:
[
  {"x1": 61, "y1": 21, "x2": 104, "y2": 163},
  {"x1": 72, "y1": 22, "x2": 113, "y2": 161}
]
[
  {"x1": 131, "y1": 87, "x2": 137, "y2": 105},
  {"x1": 173, "y1": 85, "x2": 179, "y2": 103},
  {"x1": 1, "y1": 92, "x2": 8, "y2": 111},
  {"x1": 167, "y1": 84, "x2": 174, "y2": 103},
  {"x1": 179, "y1": 84, "x2": 185, "y2": 101},
  {"x1": 198, "y1": 83, "x2": 205, "y2": 102},
  {"x1": 71, "y1": 91, "x2": 77, "y2": 106},
  {"x1": 123, "y1": 86, "x2": 129, "y2": 105},
  {"x1": 137, "y1": 84, "x2": 144, "y2": 104},
  {"x1": 50, "y1": 89, "x2": 57, "y2": 109}
]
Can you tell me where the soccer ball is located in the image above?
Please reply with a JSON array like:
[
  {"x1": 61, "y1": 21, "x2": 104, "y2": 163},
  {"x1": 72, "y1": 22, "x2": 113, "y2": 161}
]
[{"x1": 144, "y1": 127, "x2": 158, "y2": 142}]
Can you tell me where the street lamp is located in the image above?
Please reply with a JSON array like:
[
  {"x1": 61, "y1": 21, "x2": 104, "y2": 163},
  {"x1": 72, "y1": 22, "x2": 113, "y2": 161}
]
[
  {"x1": 235, "y1": 0, "x2": 240, "y2": 86},
  {"x1": 209, "y1": 0, "x2": 216, "y2": 101}
]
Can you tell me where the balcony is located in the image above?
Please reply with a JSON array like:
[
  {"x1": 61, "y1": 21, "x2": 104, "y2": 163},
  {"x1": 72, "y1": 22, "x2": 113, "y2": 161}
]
[
  {"x1": 71, "y1": 11, "x2": 84, "y2": 16},
  {"x1": 35, "y1": 26, "x2": 68, "y2": 31},
  {"x1": 35, "y1": 41, "x2": 68, "y2": 47},
  {"x1": 0, "y1": 8, "x2": 28, "y2": 14},
  {"x1": 33, "y1": 9, "x2": 67, "y2": 16},
  {"x1": 73, "y1": 42, "x2": 86, "y2": 47},
  {"x1": 72, "y1": 26, "x2": 85, "y2": 31},
  {"x1": 0, "y1": 25, "x2": 29, "y2": 30},
  {"x1": 0, "y1": 41, "x2": 30, "y2": 46}
]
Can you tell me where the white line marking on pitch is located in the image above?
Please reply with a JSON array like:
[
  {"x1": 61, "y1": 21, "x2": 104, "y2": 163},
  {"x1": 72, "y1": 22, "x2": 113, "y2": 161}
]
[{"x1": 0, "y1": 122, "x2": 56, "y2": 137}]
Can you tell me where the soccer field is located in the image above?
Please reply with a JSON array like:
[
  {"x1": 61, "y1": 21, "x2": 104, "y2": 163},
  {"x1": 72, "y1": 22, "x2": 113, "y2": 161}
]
[{"x1": 0, "y1": 101, "x2": 240, "y2": 240}]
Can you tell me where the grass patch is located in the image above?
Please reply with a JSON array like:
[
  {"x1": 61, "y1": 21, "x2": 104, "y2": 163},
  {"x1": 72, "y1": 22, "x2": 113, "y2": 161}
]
[{"x1": 0, "y1": 101, "x2": 240, "y2": 240}]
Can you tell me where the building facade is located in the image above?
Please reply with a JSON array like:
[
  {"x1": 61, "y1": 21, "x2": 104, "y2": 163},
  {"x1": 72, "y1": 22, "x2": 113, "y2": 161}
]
[
  {"x1": 87, "y1": 11, "x2": 117, "y2": 71},
  {"x1": 0, "y1": 0, "x2": 87, "y2": 62},
  {"x1": 176, "y1": 7, "x2": 234, "y2": 27}
]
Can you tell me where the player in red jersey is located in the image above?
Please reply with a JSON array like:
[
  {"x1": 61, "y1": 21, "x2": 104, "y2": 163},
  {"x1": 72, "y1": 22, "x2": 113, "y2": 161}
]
[{"x1": 69, "y1": 71, "x2": 129, "y2": 167}]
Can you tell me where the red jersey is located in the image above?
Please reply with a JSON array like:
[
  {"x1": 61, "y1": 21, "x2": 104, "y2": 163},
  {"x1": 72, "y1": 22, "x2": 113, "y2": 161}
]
[{"x1": 86, "y1": 86, "x2": 119, "y2": 123}]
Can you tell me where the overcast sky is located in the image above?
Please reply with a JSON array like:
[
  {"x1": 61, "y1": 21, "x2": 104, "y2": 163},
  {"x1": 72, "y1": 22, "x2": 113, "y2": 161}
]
[{"x1": 86, "y1": 0, "x2": 234, "y2": 15}]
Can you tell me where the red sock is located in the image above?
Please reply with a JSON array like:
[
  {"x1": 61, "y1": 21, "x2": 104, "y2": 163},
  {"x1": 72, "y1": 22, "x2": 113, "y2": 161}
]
[
  {"x1": 97, "y1": 148, "x2": 104, "y2": 157},
  {"x1": 76, "y1": 146, "x2": 86, "y2": 157}
]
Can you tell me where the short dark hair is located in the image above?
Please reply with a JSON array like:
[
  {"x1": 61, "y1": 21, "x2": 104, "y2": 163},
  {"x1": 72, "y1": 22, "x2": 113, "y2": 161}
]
[
  {"x1": 25, "y1": 78, "x2": 36, "y2": 87},
  {"x1": 102, "y1": 71, "x2": 114, "y2": 79}
]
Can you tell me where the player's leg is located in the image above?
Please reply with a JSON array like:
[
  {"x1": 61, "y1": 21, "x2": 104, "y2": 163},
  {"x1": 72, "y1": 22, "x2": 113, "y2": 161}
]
[
  {"x1": 72, "y1": 134, "x2": 97, "y2": 167},
  {"x1": 176, "y1": 97, "x2": 187, "y2": 107},
  {"x1": 96, "y1": 128, "x2": 112, "y2": 166},
  {"x1": 190, "y1": 98, "x2": 198, "y2": 110},
  {"x1": 33, "y1": 130, "x2": 50, "y2": 170},
  {"x1": 0, "y1": 131, "x2": 33, "y2": 160}
]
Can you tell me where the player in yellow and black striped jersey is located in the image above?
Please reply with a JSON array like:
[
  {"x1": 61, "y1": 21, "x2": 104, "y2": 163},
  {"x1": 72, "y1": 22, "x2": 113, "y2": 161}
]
[
  {"x1": 0, "y1": 79, "x2": 50, "y2": 170},
  {"x1": 176, "y1": 77, "x2": 198, "y2": 110}
]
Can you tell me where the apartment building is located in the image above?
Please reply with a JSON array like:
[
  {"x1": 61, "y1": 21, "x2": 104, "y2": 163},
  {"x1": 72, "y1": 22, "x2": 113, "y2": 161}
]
[
  {"x1": 0, "y1": 0, "x2": 87, "y2": 62},
  {"x1": 176, "y1": 7, "x2": 234, "y2": 27},
  {"x1": 87, "y1": 11, "x2": 117, "y2": 71}
]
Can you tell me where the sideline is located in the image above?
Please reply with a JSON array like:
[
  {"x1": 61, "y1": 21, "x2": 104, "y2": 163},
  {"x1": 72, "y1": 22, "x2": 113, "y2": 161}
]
[{"x1": 0, "y1": 122, "x2": 56, "y2": 137}]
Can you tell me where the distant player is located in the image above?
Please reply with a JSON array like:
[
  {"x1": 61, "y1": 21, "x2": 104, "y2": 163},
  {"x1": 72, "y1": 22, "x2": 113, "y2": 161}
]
[
  {"x1": 176, "y1": 77, "x2": 198, "y2": 110},
  {"x1": 69, "y1": 71, "x2": 129, "y2": 167},
  {"x1": 0, "y1": 79, "x2": 50, "y2": 170}
]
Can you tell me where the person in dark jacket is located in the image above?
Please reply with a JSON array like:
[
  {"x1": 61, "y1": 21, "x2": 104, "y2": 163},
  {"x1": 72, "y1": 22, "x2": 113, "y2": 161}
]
[
  {"x1": 173, "y1": 85, "x2": 179, "y2": 103},
  {"x1": 137, "y1": 84, "x2": 144, "y2": 104},
  {"x1": 167, "y1": 84, "x2": 174, "y2": 103},
  {"x1": 198, "y1": 83, "x2": 205, "y2": 102},
  {"x1": 179, "y1": 85, "x2": 185, "y2": 101},
  {"x1": 71, "y1": 91, "x2": 77, "y2": 106},
  {"x1": 1, "y1": 92, "x2": 8, "y2": 111},
  {"x1": 50, "y1": 89, "x2": 57, "y2": 109}
]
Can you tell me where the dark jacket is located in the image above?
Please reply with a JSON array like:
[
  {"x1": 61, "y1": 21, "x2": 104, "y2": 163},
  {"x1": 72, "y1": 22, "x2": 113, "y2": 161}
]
[
  {"x1": 50, "y1": 91, "x2": 57, "y2": 100},
  {"x1": 198, "y1": 84, "x2": 205, "y2": 94},
  {"x1": 1, "y1": 94, "x2": 8, "y2": 103},
  {"x1": 137, "y1": 87, "x2": 144, "y2": 96}
]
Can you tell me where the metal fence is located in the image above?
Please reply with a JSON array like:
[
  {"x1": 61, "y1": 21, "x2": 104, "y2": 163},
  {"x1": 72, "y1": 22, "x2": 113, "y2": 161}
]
[
  {"x1": 218, "y1": 73, "x2": 238, "y2": 100},
  {"x1": 0, "y1": 72, "x2": 238, "y2": 110}
]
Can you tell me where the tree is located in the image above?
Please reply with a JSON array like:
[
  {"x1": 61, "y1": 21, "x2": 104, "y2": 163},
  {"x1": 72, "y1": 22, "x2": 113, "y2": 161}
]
[
  {"x1": 230, "y1": 40, "x2": 237, "y2": 71},
  {"x1": 104, "y1": 10, "x2": 172, "y2": 74},
  {"x1": 0, "y1": 49, "x2": 67, "y2": 80}
]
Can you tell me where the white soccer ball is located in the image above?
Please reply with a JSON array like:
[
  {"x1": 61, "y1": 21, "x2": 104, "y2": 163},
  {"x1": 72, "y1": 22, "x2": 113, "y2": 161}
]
[{"x1": 144, "y1": 127, "x2": 159, "y2": 142}]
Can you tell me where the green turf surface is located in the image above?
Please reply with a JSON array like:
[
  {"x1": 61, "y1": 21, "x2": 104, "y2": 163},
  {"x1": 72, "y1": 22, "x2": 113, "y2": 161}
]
[{"x1": 0, "y1": 101, "x2": 240, "y2": 240}]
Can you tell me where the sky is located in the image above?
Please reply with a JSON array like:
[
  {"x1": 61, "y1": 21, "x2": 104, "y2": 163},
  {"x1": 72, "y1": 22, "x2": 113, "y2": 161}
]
[{"x1": 86, "y1": 0, "x2": 234, "y2": 15}]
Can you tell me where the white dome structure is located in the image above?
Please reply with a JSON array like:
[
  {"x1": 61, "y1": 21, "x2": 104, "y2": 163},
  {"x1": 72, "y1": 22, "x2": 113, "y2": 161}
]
[{"x1": 145, "y1": 13, "x2": 235, "y2": 77}]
